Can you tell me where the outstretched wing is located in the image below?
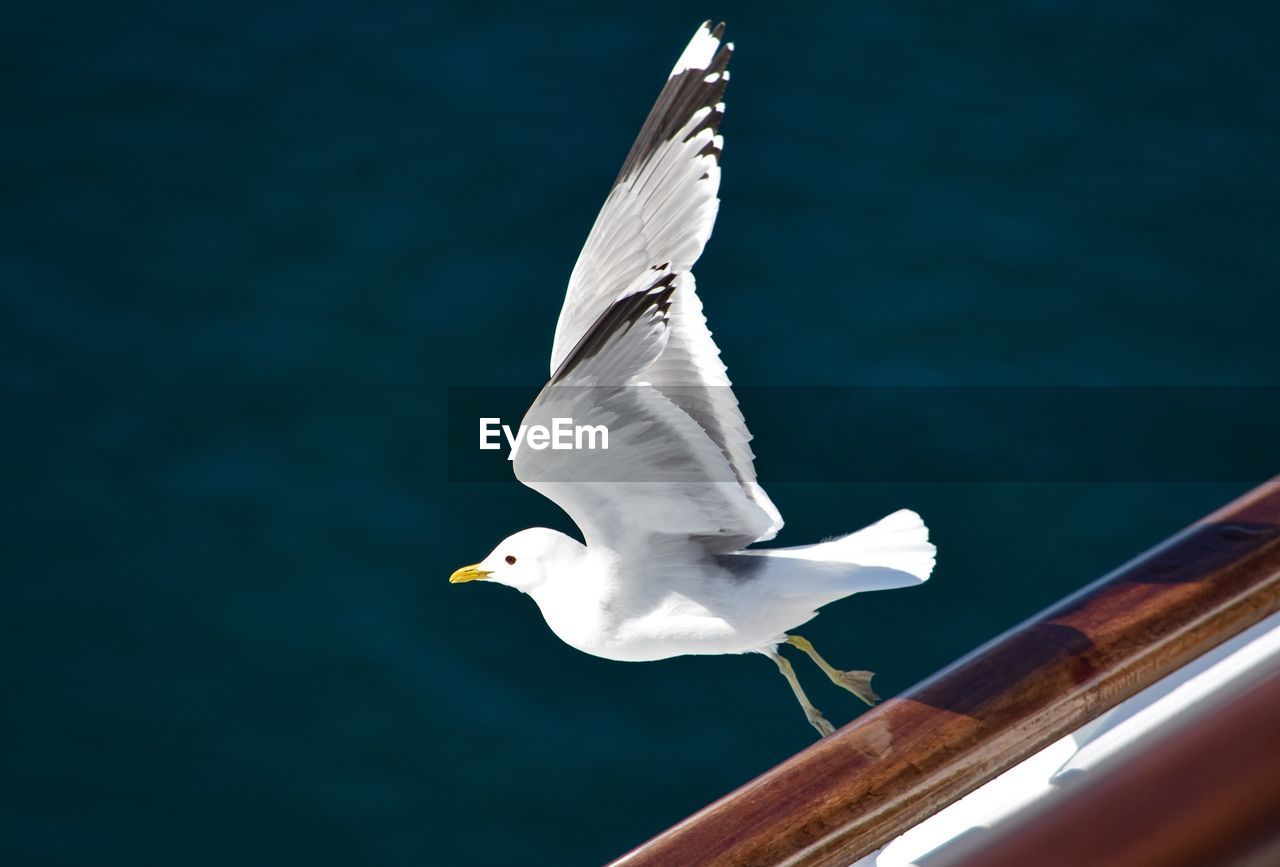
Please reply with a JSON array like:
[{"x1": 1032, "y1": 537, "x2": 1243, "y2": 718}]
[
  {"x1": 544, "y1": 21, "x2": 783, "y2": 542},
  {"x1": 516, "y1": 269, "x2": 777, "y2": 553},
  {"x1": 550, "y1": 21, "x2": 731, "y2": 372}
]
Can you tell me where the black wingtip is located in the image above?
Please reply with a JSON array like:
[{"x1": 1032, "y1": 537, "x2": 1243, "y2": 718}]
[
  {"x1": 613, "y1": 22, "x2": 734, "y2": 183},
  {"x1": 550, "y1": 269, "x2": 681, "y2": 384}
]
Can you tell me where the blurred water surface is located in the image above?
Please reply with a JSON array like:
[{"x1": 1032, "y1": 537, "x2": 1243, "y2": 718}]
[{"x1": 2, "y1": 2, "x2": 1277, "y2": 864}]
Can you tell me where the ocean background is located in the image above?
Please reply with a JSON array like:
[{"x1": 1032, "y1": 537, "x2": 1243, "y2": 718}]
[{"x1": 3, "y1": 2, "x2": 1278, "y2": 865}]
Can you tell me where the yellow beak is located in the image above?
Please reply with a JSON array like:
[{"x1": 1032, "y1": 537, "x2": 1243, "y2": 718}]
[{"x1": 449, "y1": 563, "x2": 492, "y2": 584}]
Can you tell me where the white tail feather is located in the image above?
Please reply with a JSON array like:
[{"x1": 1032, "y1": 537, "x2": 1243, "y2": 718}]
[
  {"x1": 748, "y1": 509, "x2": 936, "y2": 592},
  {"x1": 817, "y1": 509, "x2": 936, "y2": 581}
]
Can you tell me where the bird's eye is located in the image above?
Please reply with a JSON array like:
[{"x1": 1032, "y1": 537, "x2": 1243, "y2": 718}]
[{"x1": 505, "y1": 555, "x2": 517, "y2": 565}]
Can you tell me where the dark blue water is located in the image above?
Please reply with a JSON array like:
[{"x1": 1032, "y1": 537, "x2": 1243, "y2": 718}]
[{"x1": 3, "y1": 3, "x2": 1277, "y2": 865}]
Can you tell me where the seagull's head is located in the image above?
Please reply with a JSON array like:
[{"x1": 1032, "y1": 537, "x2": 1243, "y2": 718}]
[{"x1": 449, "y1": 528, "x2": 586, "y2": 595}]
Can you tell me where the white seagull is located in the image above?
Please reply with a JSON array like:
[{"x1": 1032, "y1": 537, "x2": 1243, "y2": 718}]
[{"x1": 450, "y1": 21, "x2": 935, "y2": 736}]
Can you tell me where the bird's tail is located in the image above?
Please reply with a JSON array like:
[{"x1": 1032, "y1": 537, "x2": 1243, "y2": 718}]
[{"x1": 745, "y1": 509, "x2": 936, "y2": 599}]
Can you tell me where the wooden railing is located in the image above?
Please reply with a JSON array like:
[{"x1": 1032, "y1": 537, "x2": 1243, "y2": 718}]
[{"x1": 611, "y1": 478, "x2": 1280, "y2": 867}]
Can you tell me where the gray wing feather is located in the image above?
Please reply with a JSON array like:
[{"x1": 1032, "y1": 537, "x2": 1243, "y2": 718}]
[{"x1": 517, "y1": 271, "x2": 776, "y2": 552}]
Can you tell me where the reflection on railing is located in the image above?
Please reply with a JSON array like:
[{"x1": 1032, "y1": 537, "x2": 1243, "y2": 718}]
[{"x1": 935, "y1": 665, "x2": 1280, "y2": 867}]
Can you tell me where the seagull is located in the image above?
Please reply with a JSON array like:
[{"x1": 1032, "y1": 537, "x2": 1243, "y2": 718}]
[{"x1": 450, "y1": 21, "x2": 935, "y2": 737}]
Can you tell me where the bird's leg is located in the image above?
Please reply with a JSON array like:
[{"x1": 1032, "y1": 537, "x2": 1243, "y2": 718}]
[
  {"x1": 786, "y1": 634, "x2": 880, "y2": 706},
  {"x1": 769, "y1": 650, "x2": 835, "y2": 737}
]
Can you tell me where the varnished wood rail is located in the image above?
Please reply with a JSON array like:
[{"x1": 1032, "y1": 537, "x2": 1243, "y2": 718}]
[{"x1": 611, "y1": 478, "x2": 1280, "y2": 867}]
